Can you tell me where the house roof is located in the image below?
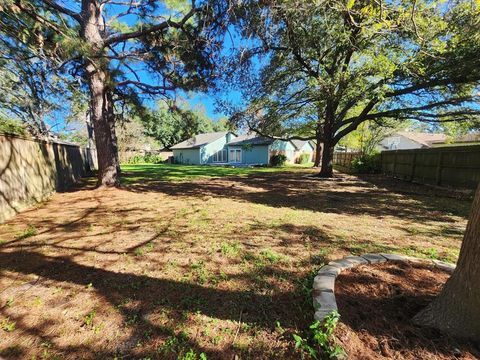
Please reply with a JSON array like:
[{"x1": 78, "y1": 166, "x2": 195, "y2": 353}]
[
  {"x1": 170, "y1": 131, "x2": 230, "y2": 149},
  {"x1": 290, "y1": 139, "x2": 315, "y2": 150},
  {"x1": 452, "y1": 132, "x2": 480, "y2": 143},
  {"x1": 397, "y1": 131, "x2": 447, "y2": 147},
  {"x1": 227, "y1": 133, "x2": 275, "y2": 146}
]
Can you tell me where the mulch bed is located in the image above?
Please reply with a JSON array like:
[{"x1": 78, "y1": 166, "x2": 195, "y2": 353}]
[{"x1": 335, "y1": 261, "x2": 480, "y2": 359}]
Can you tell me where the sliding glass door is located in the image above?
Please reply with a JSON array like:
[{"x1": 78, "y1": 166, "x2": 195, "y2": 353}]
[{"x1": 229, "y1": 149, "x2": 242, "y2": 163}]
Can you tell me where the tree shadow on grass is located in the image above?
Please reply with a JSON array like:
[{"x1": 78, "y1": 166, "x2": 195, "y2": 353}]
[
  {"x1": 0, "y1": 249, "x2": 308, "y2": 359},
  {"x1": 123, "y1": 171, "x2": 471, "y2": 223}
]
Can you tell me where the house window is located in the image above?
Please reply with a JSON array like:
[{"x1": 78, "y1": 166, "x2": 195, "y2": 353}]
[
  {"x1": 213, "y1": 149, "x2": 227, "y2": 162},
  {"x1": 229, "y1": 149, "x2": 242, "y2": 163}
]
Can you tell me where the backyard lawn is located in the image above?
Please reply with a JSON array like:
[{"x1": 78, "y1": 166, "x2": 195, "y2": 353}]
[{"x1": 0, "y1": 164, "x2": 473, "y2": 359}]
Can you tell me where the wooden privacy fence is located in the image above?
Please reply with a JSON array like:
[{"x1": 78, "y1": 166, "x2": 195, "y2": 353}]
[
  {"x1": 381, "y1": 145, "x2": 480, "y2": 190},
  {"x1": 333, "y1": 151, "x2": 362, "y2": 167},
  {"x1": 0, "y1": 133, "x2": 97, "y2": 222}
]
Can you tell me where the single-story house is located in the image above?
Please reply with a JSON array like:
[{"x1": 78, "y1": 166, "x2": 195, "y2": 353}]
[
  {"x1": 378, "y1": 131, "x2": 447, "y2": 151},
  {"x1": 291, "y1": 140, "x2": 316, "y2": 163},
  {"x1": 170, "y1": 131, "x2": 298, "y2": 165}
]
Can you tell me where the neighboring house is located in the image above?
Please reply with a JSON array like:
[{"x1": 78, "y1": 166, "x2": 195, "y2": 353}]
[
  {"x1": 378, "y1": 131, "x2": 447, "y2": 151},
  {"x1": 170, "y1": 131, "x2": 296, "y2": 165},
  {"x1": 431, "y1": 132, "x2": 480, "y2": 147},
  {"x1": 291, "y1": 140, "x2": 315, "y2": 162}
]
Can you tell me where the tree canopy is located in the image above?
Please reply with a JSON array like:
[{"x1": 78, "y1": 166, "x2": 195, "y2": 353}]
[
  {"x1": 142, "y1": 100, "x2": 232, "y2": 149},
  {"x1": 225, "y1": 0, "x2": 480, "y2": 176},
  {"x1": 0, "y1": 0, "x2": 229, "y2": 185}
]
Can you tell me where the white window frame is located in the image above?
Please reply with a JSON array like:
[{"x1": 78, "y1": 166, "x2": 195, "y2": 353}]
[
  {"x1": 229, "y1": 149, "x2": 242, "y2": 163},
  {"x1": 213, "y1": 149, "x2": 227, "y2": 163}
]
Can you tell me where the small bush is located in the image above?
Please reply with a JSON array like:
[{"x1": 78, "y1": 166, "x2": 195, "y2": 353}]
[
  {"x1": 296, "y1": 153, "x2": 311, "y2": 164},
  {"x1": 351, "y1": 153, "x2": 380, "y2": 174},
  {"x1": 270, "y1": 154, "x2": 287, "y2": 167},
  {"x1": 143, "y1": 154, "x2": 164, "y2": 164},
  {"x1": 127, "y1": 155, "x2": 143, "y2": 164},
  {"x1": 126, "y1": 154, "x2": 164, "y2": 164}
]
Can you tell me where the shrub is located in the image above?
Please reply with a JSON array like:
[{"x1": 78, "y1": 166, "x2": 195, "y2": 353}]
[
  {"x1": 0, "y1": 118, "x2": 27, "y2": 136},
  {"x1": 127, "y1": 155, "x2": 144, "y2": 164},
  {"x1": 126, "y1": 154, "x2": 164, "y2": 164},
  {"x1": 351, "y1": 153, "x2": 381, "y2": 174},
  {"x1": 270, "y1": 154, "x2": 287, "y2": 167},
  {"x1": 296, "y1": 153, "x2": 311, "y2": 164},
  {"x1": 143, "y1": 154, "x2": 164, "y2": 164}
]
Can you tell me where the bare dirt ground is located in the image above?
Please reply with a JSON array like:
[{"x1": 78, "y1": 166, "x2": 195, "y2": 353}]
[
  {"x1": 0, "y1": 166, "x2": 473, "y2": 359},
  {"x1": 336, "y1": 261, "x2": 480, "y2": 359}
]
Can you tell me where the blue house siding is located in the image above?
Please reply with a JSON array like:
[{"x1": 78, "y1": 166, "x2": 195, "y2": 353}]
[
  {"x1": 203, "y1": 134, "x2": 236, "y2": 164},
  {"x1": 228, "y1": 145, "x2": 270, "y2": 165},
  {"x1": 172, "y1": 148, "x2": 201, "y2": 164},
  {"x1": 171, "y1": 133, "x2": 298, "y2": 166},
  {"x1": 172, "y1": 132, "x2": 237, "y2": 165}
]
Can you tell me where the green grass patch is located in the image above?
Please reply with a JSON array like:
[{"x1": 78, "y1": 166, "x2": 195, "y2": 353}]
[
  {"x1": 220, "y1": 241, "x2": 243, "y2": 257},
  {"x1": 121, "y1": 163, "x2": 312, "y2": 183}
]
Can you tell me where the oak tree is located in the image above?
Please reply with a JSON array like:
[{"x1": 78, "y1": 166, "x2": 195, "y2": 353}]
[{"x1": 227, "y1": 0, "x2": 480, "y2": 176}]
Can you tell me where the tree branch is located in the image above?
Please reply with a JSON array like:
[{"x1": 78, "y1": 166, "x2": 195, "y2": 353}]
[
  {"x1": 104, "y1": 6, "x2": 197, "y2": 46},
  {"x1": 38, "y1": 0, "x2": 82, "y2": 22}
]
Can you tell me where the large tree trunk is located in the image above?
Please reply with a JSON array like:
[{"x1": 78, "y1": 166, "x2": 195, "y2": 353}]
[
  {"x1": 317, "y1": 117, "x2": 334, "y2": 177},
  {"x1": 88, "y1": 68, "x2": 120, "y2": 186},
  {"x1": 317, "y1": 140, "x2": 334, "y2": 177},
  {"x1": 313, "y1": 141, "x2": 322, "y2": 167},
  {"x1": 413, "y1": 183, "x2": 480, "y2": 340},
  {"x1": 81, "y1": 0, "x2": 120, "y2": 186}
]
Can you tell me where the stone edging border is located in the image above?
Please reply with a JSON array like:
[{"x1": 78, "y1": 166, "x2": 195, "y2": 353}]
[{"x1": 312, "y1": 253, "x2": 456, "y2": 321}]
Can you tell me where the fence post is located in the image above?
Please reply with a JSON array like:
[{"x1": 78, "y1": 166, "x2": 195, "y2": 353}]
[{"x1": 435, "y1": 151, "x2": 443, "y2": 186}]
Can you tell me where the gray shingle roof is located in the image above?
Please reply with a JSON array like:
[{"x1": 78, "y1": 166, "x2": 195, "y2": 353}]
[
  {"x1": 227, "y1": 134, "x2": 274, "y2": 146},
  {"x1": 170, "y1": 131, "x2": 229, "y2": 149},
  {"x1": 291, "y1": 139, "x2": 308, "y2": 150}
]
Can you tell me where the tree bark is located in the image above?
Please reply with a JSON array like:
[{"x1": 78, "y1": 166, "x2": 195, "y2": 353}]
[
  {"x1": 313, "y1": 140, "x2": 322, "y2": 167},
  {"x1": 317, "y1": 139, "x2": 334, "y2": 177},
  {"x1": 317, "y1": 114, "x2": 334, "y2": 177},
  {"x1": 413, "y1": 182, "x2": 480, "y2": 340},
  {"x1": 81, "y1": 0, "x2": 120, "y2": 186},
  {"x1": 87, "y1": 67, "x2": 120, "y2": 186}
]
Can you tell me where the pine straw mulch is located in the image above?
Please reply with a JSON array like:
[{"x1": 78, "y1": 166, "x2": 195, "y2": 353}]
[{"x1": 335, "y1": 261, "x2": 480, "y2": 360}]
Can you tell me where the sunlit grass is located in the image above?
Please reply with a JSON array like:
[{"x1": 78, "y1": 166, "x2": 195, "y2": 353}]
[{"x1": 121, "y1": 163, "x2": 314, "y2": 183}]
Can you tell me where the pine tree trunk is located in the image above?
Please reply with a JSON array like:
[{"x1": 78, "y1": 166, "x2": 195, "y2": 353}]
[
  {"x1": 88, "y1": 69, "x2": 120, "y2": 186},
  {"x1": 81, "y1": 0, "x2": 120, "y2": 187},
  {"x1": 413, "y1": 183, "x2": 480, "y2": 340}
]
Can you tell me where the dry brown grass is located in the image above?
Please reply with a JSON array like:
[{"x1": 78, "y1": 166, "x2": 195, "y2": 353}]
[{"x1": 0, "y1": 165, "x2": 472, "y2": 359}]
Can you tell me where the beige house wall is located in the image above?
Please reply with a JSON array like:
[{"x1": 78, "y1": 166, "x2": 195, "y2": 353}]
[{"x1": 0, "y1": 133, "x2": 96, "y2": 223}]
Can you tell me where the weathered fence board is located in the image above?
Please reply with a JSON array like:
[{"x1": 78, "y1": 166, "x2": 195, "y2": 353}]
[
  {"x1": 333, "y1": 152, "x2": 362, "y2": 167},
  {"x1": 381, "y1": 145, "x2": 480, "y2": 189},
  {"x1": 0, "y1": 133, "x2": 97, "y2": 222}
]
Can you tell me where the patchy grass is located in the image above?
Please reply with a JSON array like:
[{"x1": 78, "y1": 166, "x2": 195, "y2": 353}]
[
  {"x1": 0, "y1": 165, "x2": 472, "y2": 359},
  {"x1": 121, "y1": 163, "x2": 312, "y2": 183}
]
